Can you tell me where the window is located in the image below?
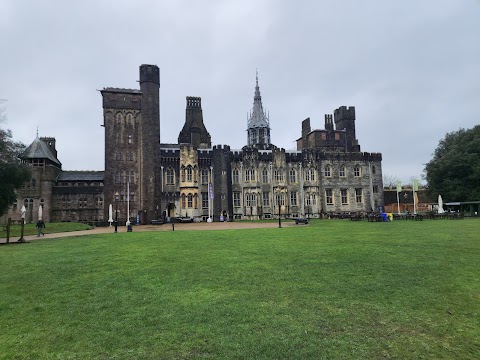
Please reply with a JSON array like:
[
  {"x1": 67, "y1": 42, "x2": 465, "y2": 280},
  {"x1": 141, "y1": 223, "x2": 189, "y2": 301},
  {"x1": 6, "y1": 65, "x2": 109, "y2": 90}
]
[
  {"x1": 306, "y1": 168, "x2": 315, "y2": 181},
  {"x1": 181, "y1": 194, "x2": 186, "y2": 208},
  {"x1": 290, "y1": 192, "x2": 297, "y2": 206},
  {"x1": 202, "y1": 193, "x2": 209, "y2": 209},
  {"x1": 274, "y1": 168, "x2": 284, "y2": 182},
  {"x1": 306, "y1": 193, "x2": 316, "y2": 206},
  {"x1": 127, "y1": 151, "x2": 134, "y2": 161},
  {"x1": 321, "y1": 132, "x2": 326, "y2": 140},
  {"x1": 275, "y1": 193, "x2": 285, "y2": 206},
  {"x1": 187, "y1": 166, "x2": 193, "y2": 182},
  {"x1": 339, "y1": 165, "x2": 346, "y2": 177},
  {"x1": 245, "y1": 169, "x2": 255, "y2": 182},
  {"x1": 324, "y1": 165, "x2": 331, "y2": 177},
  {"x1": 354, "y1": 165, "x2": 361, "y2": 177},
  {"x1": 116, "y1": 113, "x2": 122, "y2": 125},
  {"x1": 117, "y1": 134, "x2": 121, "y2": 144},
  {"x1": 372, "y1": 166, "x2": 376, "y2": 174},
  {"x1": 341, "y1": 189, "x2": 348, "y2": 205},
  {"x1": 194, "y1": 194, "x2": 198, "y2": 209},
  {"x1": 325, "y1": 189, "x2": 333, "y2": 205},
  {"x1": 165, "y1": 168, "x2": 174, "y2": 185},
  {"x1": 263, "y1": 192, "x2": 270, "y2": 206},
  {"x1": 232, "y1": 169, "x2": 239, "y2": 184},
  {"x1": 201, "y1": 168, "x2": 209, "y2": 184},
  {"x1": 130, "y1": 171, "x2": 134, "y2": 184},
  {"x1": 128, "y1": 134, "x2": 132, "y2": 144},
  {"x1": 262, "y1": 168, "x2": 269, "y2": 183},
  {"x1": 245, "y1": 193, "x2": 256, "y2": 207},
  {"x1": 115, "y1": 171, "x2": 120, "y2": 184},
  {"x1": 187, "y1": 194, "x2": 193, "y2": 208},
  {"x1": 233, "y1": 192, "x2": 241, "y2": 207},
  {"x1": 335, "y1": 132, "x2": 340, "y2": 140},
  {"x1": 355, "y1": 188, "x2": 362, "y2": 203},
  {"x1": 126, "y1": 113, "x2": 133, "y2": 125},
  {"x1": 181, "y1": 166, "x2": 186, "y2": 182},
  {"x1": 289, "y1": 169, "x2": 296, "y2": 183}
]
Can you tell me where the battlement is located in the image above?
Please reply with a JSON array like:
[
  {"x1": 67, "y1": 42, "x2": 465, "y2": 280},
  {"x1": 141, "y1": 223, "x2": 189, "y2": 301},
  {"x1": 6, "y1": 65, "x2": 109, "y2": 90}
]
[
  {"x1": 213, "y1": 144, "x2": 230, "y2": 151},
  {"x1": 334, "y1": 106, "x2": 355, "y2": 122},
  {"x1": 139, "y1": 64, "x2": 160, "y2": 85},
  {"x1": 186, "y1": 97, "x2": 202, "y2": 109}
]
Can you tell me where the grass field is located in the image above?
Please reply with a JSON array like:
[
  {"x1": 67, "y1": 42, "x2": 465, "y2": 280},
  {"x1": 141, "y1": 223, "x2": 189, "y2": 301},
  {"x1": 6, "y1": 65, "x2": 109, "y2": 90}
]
[{"x1": 0, "y1": 219, "x2": 479, "y2": 359}]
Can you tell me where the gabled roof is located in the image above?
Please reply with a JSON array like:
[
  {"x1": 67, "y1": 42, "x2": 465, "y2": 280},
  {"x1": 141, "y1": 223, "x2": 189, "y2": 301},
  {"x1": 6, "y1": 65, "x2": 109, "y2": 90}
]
[
  {"x1": 20, "y1": 137, "x2": 61, "y2": 166},
  {"x1": 57, "y1": 171, "x2": 104, "y2": 182}
]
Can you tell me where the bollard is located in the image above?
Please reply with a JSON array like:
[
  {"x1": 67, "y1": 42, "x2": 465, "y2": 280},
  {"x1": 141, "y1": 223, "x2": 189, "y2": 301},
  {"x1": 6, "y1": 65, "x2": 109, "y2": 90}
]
[{"x1": 172, "y1": 223, "x2": 175, "y2": 231}]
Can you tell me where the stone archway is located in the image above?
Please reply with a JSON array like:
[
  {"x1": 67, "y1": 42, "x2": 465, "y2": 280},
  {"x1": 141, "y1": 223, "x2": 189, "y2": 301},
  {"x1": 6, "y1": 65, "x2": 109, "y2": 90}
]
[{"x1": 166, "y1": 203, "x2": 176, "y2": 218}]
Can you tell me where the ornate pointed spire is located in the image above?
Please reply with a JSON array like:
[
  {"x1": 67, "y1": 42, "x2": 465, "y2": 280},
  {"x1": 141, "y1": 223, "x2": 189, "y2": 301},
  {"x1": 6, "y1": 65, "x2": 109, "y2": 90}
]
[{"x1": 247, "y1": 70, "x2": 272, "y2": 149}]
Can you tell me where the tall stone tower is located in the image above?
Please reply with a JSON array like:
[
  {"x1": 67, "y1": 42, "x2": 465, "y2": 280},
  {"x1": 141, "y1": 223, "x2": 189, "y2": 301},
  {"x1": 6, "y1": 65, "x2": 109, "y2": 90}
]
[
  {"x1": 178, "y1": 97, "x2": 211, "y2": 149},
  {"x1": 101, "y1": 64, "x2": 161, "y2": 225},
  {"x1": 247, "y1": 71, "x2": 272, "y2": 149}
]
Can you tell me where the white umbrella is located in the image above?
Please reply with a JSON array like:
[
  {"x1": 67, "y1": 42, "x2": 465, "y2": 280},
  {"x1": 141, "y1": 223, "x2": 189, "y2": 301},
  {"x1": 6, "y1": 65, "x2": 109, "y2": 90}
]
[
  {"x1": 108, "y1": 204, "x2": 113, "y2": 226},
  {"x1": 38, "y1": 205, "x2": 43, "y2": 221},
  {"x1": 438, "y1": 195, "x2": 445, "y2": 214}
]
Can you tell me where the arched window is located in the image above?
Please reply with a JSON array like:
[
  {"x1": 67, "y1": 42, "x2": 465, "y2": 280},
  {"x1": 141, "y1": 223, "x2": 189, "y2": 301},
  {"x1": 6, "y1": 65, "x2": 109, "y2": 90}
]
[
  {"x1": 262, "y1": 168, "x2": 268, "y2": 183},
  {"x1": 187, "y1": 194, "x2": 193, "y2": 208},
  {"x1": 339, "y1": 165, "x2": 346, "y2": 177},
  {"x1": 306, "y1": 168, "x2": 315, "y2": 181},
  {"x1": 181, "y1": 166, "x2": 186, "y2": 182},
  {"x1": 116, "y1": 113, "x2": 123, "y2": 125},
  {"x1": 187, "y1": 166, "x2": 193, "y2": 182},
  {"x1": 181, "y1": 194, "x2": 186, "y2": 208}
]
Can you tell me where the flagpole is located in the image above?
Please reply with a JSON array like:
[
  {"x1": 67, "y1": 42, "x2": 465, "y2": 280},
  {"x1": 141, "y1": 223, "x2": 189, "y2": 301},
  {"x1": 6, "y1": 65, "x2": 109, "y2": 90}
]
[
  {"x1": 413, "y1": 179, "x2": 417, "y2": 215},
  {"x1": 126, "y1": 181, "x2": 130, "y2": 226}
]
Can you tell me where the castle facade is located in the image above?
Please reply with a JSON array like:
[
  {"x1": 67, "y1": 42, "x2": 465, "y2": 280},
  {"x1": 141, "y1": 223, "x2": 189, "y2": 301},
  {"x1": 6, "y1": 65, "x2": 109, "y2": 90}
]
[{"x1": 4, "y1": 64, "x2": 384, "y2": 224}]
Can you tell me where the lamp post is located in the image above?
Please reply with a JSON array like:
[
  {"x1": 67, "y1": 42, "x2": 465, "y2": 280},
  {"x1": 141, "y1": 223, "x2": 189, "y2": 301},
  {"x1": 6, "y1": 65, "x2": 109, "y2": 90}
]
[
  {"x1": 278, "y1": 193, "x2": 282, "y2": 228},
  {"x1": 114, "y1": 191, "x2": 119, "y2": 233}
]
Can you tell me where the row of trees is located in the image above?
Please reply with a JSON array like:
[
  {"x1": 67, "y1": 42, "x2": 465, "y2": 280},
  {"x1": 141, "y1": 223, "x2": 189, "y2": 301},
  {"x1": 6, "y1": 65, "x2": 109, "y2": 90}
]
[{"x1": 0, "y1": 104, "x2": 31, "y2": 216}]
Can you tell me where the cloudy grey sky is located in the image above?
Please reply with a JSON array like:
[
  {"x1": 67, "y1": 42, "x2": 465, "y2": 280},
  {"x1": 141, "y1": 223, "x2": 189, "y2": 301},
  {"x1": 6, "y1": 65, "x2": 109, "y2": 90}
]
[{"x1": 1, "y1": 0, "x2": 479, "y2": 183}]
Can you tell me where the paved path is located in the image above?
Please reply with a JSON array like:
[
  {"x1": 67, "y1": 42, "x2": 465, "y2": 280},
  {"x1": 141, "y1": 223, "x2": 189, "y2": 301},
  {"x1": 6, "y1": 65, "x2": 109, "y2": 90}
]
[{"x1": 0, "y1": 221, "x2": 295, "y2": 244}]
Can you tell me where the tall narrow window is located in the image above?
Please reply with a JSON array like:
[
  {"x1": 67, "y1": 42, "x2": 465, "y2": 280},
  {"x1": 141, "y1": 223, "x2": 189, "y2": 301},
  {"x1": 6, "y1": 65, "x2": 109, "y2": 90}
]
[
  {"x1": 355, "y1": 188, "x2": 362, "y2": 203},
  {"x1": 341, "y1": 189, "x2": 348, "y2": 205},
  {"x1": 233, "y1": 192, "x2": 241, "y2": 207},
  {"x1": 187, "y1": 194, "x2": 193, "y2": 208},
  {"x1": 201, "y1": 168, "x2": 209, "y2": 184},
  {"x1": 202, "y1": 193, "x2": 208, "y2": 209},
  {"x1": 263, "y1": 192, "x2": 270, "y2": 206},
  {"x1": 289, "y1": 169, "x2": 296, "y2": 183},
  {"x1": 181, "y1": 166, "x2": 186, "y2": 182},
  {"x1": 187, "y1": 166, "x2": 193, "y2": 182},
  {"x1": 325, "y1": 189, "x2": 333, "y2": 205},
  {"x1": 290, "y1": 192, "x2": 297, "y2": 206},
  {"x1": 232, "y1": 169, "x2": 239, "y2": 184},
  {"x1": 262, "y1": 168, "x2": 268, "y2": 183},
  {"x1": 181, "y1": 194, "x2": 186, "y2": 209},
  {"x1": 166, "y1": 168, "x2": 174, "y2": 185},
  {"x1": 339, "y1": 165, "x2": 346, "y2": 177}
]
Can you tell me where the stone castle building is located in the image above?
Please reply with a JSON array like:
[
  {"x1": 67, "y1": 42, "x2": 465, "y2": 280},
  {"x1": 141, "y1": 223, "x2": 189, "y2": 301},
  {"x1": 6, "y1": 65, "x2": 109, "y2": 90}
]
[{"x1": 4, "y1": 64, "x2": 384, "y2": 224}]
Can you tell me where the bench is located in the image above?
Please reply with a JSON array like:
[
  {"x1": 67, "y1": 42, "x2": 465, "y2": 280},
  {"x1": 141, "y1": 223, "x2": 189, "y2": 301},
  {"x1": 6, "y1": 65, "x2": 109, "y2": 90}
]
[
  {"x1": 295, "y1": 218, "x2": 309, "y2": 225},
  {"x1": 151, "y1": 219, "x2": 164, "y2": 225}
]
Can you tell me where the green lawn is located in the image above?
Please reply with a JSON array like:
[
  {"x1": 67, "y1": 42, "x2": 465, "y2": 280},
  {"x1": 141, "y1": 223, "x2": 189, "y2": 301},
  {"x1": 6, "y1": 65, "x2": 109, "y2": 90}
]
[
  {"x1": 0, "y1": 219, "x2": 479, "y2": 359},
  {"x1": 0, "y1": 222, "x2": 93, "y2": 238}
]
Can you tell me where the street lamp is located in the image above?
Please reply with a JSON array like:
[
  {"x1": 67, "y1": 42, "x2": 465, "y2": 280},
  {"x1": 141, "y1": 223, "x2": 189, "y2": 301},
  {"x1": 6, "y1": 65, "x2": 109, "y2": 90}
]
[
  {"x1": 18, "y1": 205, "x2": 26, "y2": 243},
  {"x1": 278, "y1": 193, "x2": 282, "y2": 228},
  {"x1": 114, "y1": 191, "x2": 119, "y2": 233}
]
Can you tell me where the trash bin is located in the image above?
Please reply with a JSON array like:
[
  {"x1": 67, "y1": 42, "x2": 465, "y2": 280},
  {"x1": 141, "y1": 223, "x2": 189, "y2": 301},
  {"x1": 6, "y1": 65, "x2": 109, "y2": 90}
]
[{"x1": 381, "y1": 213, "x2": 388, "y2": 222}]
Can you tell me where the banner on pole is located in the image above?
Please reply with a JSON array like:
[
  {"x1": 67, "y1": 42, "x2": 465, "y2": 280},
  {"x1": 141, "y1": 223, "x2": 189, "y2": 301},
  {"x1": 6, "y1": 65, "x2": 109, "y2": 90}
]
[
  {"x1": 396, "y1": 180, "x2": 402, "y2": 193},
  {"x1": 413, "y1": 179, "x2": 419, "y2": 191},
  {"x1": 209, "y1": 183, "x2": 214, "y2": 200}
]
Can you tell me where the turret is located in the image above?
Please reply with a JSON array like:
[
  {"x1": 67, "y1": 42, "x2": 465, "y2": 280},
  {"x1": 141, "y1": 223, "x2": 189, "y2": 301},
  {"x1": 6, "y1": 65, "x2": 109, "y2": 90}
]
[{"x1": 178, "y1": 96, "x2": 211, "y2": 149}]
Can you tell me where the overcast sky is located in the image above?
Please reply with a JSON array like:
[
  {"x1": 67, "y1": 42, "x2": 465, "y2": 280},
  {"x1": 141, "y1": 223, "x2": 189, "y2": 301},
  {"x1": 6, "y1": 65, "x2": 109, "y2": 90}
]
[{"x1": 1, "y1": 0, "x2": 479, "y2": 183}]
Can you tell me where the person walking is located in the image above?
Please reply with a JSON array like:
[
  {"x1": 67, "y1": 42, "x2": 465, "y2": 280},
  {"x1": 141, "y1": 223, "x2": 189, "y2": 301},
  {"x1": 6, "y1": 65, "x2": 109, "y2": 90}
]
[{"x1": 36, "y1": 220, "x2": 45, "y2": 237}]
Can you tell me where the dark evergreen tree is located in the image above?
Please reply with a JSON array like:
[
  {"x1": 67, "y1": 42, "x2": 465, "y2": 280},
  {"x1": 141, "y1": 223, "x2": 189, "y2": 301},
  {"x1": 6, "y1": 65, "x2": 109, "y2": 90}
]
[
  {"x1": 0, "y1": 127, "x2": 31, "y2": 216},
  {"x1": 424, "y1": 125, "x2": 480, "y2": 202}
]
